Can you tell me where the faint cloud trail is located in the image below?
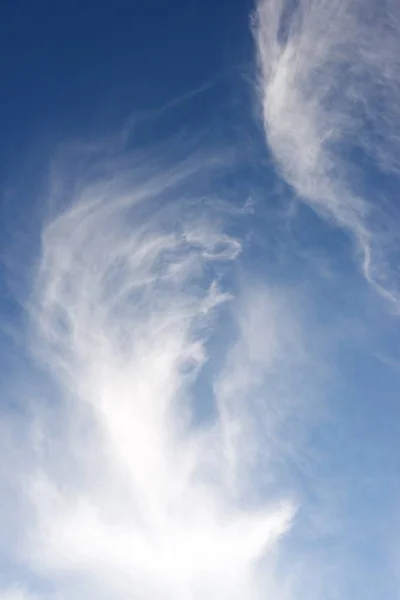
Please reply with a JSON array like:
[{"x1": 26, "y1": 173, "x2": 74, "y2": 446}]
[{"x1": 254, "y1": 0, "x2": 400, "y2": 308}]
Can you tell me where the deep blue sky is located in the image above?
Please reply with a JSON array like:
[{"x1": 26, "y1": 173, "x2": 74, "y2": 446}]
[{"x1": 0, "y1": 0, "x2": 254, "y2": 178}]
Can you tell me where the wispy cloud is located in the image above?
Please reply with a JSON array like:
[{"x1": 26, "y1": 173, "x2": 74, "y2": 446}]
[
  {"x1": 0, "y1": 139, "x2": 321, "y2": 599},
  {"x1": 254, "y1": 0, "x2": 400, "y2": 308},
  {"x1": 2, "y1": 1, "x2": 399, "y2": 597}
]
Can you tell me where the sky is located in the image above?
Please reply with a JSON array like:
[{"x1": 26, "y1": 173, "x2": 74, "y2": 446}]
[{"x1": 1, "y1": 0, "x2": 400, "y2": 599}]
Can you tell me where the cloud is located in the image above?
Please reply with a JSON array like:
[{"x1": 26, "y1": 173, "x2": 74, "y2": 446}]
[
  {"x1": 0, "y1": 138, "x2": 321, "y2": 600},
  {"x1": 254, "y1": 0, "x2": 400, "y2": 308},
  {"x1": 4, "y1": 2, "x2": 398, "y2": 596}
]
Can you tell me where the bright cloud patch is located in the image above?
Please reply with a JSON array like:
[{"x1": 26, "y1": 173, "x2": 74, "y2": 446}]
[{"x1": 0, "y1": 142, "x2": 315, "y2": 600}]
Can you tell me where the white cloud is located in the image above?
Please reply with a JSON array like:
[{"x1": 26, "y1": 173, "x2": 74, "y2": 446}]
[
  {"x1": 254, "y1": 0, "x2": 400, "y2": 308},
  {"x1": 0, "y1": 141, "x2": 318, "y2": 599}
]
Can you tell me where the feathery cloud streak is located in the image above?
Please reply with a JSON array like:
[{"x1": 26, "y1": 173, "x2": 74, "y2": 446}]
[{"x1": 255, "y1": 0, "x2": 400, "y2": 307}]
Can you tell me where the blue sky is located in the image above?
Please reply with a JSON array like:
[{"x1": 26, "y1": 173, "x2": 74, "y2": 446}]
[{"x1": 1, "y1": 1, "x2": 400, "y2": 599}]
